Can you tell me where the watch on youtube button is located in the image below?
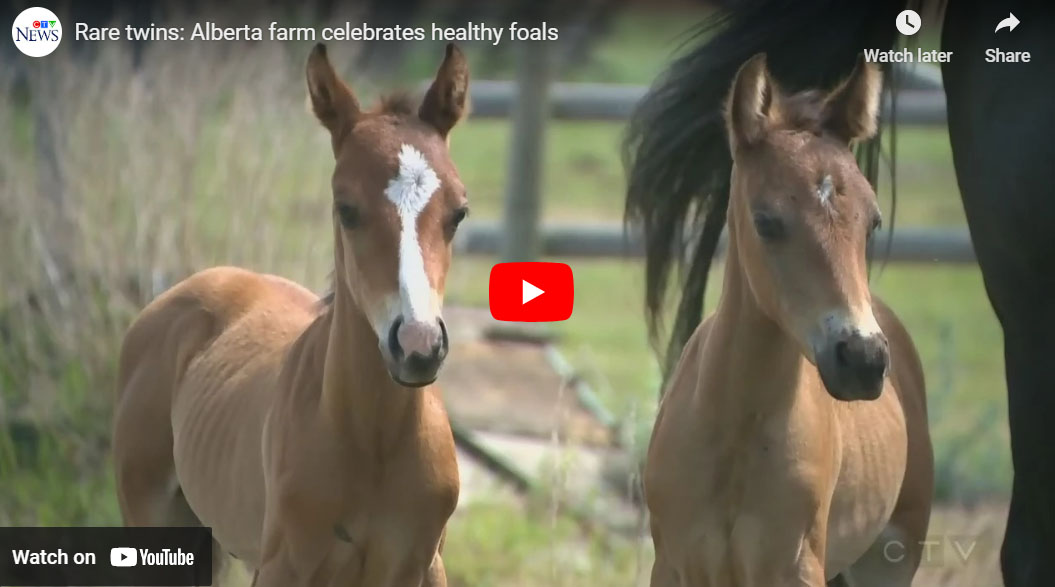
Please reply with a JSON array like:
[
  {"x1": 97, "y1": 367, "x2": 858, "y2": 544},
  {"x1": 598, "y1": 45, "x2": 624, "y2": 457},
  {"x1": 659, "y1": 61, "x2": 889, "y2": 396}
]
[{"x1": 489, "y1": 262, "x2": 574, "y2": 322}]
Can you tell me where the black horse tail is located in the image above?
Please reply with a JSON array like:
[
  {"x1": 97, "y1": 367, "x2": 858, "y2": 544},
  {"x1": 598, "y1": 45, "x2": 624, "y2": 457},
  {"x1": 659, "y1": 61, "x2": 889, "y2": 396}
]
[{"x1": 623, "y1": 0, "x2": 917, "y2": 377}]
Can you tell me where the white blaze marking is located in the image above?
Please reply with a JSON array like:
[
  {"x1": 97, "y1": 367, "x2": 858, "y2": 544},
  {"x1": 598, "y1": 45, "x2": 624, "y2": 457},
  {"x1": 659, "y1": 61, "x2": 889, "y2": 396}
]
[
  {"x1": 822, "y1": 307, "x2": 883, "y2": 339},
  {"x1": 817, "y1": 174, "x2": 834, "y2": 206},
  {"x1": 385, "y1": 144, "x2": 440, "y2": 321}
]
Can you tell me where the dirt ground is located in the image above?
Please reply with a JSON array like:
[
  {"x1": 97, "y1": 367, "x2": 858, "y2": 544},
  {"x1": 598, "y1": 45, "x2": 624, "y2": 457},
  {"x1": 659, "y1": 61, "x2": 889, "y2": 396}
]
[{"x1": 439, "y1": 306, "x2": 613, "y2": 447}]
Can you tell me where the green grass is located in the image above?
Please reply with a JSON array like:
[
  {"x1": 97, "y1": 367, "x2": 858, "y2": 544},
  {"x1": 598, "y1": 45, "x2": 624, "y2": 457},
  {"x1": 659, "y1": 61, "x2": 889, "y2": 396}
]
[
  {"x1": 444, "y1": 501, "x2": 647, "y2": 586},
  {"x1": 451, "y1": 121, "x2": 629, "y2": 221}
]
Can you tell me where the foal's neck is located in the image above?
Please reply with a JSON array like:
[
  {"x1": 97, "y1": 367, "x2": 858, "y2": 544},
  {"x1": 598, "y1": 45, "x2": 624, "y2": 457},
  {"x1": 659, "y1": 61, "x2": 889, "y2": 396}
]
[
  {"x1": 318, "y1": 283, "x2": 423, "y2": 451},
  {"x1": 697, "y1": 236, "x2": 804, "y2": 415}
]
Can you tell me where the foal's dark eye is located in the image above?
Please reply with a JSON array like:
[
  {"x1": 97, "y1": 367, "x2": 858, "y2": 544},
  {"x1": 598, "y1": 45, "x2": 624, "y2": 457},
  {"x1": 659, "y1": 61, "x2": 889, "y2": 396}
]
[
  {"x1": 753, "y1": 211, "x2": 786, "y2": 241},
  {"x1": 448, "y1": 206, "x2": 469, "y2": 233},
  {"x1": 335, "y1": 203, "x2": 360, "y2": 229},
  {"x1": 868, "y1": 215, "x2": 882, "y2": 237}
]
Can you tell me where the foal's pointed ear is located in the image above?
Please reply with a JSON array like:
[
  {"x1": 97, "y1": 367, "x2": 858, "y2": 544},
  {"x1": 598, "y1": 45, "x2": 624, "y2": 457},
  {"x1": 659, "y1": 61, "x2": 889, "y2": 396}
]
[
  {"x1": 725, "y1": 54, "x2": 777, "y2": 152},
  {"x1": 823, "y1": 55, "x2": 882, "y2": 144},
  {"x1": 306, "y1": 44, "x2": 360, "y2": 139},
  {"x1": 419, "y1": 43, "x2": 470, "y2": 138}
]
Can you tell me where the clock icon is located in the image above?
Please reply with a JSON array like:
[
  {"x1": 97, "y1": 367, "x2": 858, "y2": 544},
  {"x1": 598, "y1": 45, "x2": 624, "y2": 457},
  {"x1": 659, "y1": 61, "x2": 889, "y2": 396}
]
[{"x1": 896, "y1": 9, "x2": 922, "y2": 36}]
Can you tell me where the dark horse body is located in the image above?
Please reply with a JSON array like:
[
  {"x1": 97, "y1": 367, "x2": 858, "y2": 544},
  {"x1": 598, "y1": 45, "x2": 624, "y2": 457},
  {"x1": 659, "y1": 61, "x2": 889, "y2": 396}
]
[{"x1": 625, "y1": 0, "x2": 1054, "y2": 584}]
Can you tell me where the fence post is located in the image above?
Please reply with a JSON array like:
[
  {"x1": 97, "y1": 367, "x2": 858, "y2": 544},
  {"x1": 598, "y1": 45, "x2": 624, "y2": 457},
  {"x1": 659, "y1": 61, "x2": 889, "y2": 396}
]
[{"x1": 501, "y1": 43, "x2": 551, "y2": 263}]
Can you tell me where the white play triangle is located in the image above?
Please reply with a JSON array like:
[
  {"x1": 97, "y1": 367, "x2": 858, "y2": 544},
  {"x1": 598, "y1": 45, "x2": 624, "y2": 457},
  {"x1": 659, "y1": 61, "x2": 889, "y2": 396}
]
[{"x1": 522, "y1": 279, "x2": 544, "y2": 304}]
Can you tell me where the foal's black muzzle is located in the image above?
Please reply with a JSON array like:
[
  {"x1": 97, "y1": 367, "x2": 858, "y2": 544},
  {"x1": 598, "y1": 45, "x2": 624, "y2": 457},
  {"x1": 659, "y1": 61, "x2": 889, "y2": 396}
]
[{"x1": 816, "y1": 331, "x2": 889, "y2": 401}]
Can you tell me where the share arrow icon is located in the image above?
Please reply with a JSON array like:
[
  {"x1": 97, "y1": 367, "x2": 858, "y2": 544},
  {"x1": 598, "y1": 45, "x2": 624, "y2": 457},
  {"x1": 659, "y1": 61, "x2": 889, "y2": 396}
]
[{"x1": 995, "y1": 13, "x2": 1020, "y2": 33}]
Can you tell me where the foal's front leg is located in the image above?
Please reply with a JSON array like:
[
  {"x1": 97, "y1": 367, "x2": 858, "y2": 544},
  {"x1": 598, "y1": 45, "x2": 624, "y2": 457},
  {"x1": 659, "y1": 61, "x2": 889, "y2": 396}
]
[
  {"x1": 422, "y1": 553, "x2": 447, "y2": 587},
  {"x1": 252, "y1": 513, "x2": 341, "y2": 587},
  {"x1": 251, "y1": 557, "x2": 299, "y2": 587},
  {"x1": 420, "y1": 527, "x2": 448, "y2": 587},
  {"x1": 362, "y1": 550, "x2": 446, "y2": 587},
  {"x1": 793, "y1": 549, "x2": 829, "y2": 587},
  {"x1": 648, "y1": 553, "x2": 679, "y2": 587}
]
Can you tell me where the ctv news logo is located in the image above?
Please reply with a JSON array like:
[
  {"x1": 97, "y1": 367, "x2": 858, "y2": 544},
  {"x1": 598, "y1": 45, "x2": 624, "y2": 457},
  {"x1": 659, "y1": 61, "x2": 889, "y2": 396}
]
[{"x1": 12, "y1": 7, "x2": 62, "y2": 57}]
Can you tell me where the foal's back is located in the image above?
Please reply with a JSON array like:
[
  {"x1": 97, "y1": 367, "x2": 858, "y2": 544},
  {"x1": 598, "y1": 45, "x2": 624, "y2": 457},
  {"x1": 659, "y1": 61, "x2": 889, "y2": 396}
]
[{"x1": 113, "y1": 266, "x2": 320, "y2": 564}]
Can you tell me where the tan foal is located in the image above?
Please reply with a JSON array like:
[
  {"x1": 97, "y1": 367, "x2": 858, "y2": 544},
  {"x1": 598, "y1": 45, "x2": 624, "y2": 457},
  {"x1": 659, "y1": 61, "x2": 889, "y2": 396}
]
[
  {"x1": 113, "y1": 43, "x2": 471, "y2": 586},
  {"x1": 645, "y1": 55, "x2": 933, "y2": 586}
]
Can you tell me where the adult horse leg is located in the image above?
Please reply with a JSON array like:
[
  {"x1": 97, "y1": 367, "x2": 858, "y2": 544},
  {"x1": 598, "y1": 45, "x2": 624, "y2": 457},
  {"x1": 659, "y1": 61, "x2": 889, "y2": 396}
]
[{"x1": 943, "y1": 2, "x2": 1055, "y2": 585}]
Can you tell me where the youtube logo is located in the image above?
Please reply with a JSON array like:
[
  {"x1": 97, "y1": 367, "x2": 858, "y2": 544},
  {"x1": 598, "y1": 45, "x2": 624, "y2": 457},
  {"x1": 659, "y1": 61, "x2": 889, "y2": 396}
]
[
  {"x1": 489, "y1": 262, "x2": 574, "y2": 322},
  {"x1": 110, "y1": 547, "x2": 137, "y2": 567}
]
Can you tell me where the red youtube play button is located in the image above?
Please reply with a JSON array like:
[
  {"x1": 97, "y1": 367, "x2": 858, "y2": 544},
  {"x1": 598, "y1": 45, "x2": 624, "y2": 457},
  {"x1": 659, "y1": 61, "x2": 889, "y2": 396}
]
[{"x1": 489, "y1": 262, "x2": 574, "y2": 322}]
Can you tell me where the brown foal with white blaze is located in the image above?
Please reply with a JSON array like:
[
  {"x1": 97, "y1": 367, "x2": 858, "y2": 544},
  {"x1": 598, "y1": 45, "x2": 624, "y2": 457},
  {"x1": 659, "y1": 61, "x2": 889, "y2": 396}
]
[
  {"x1": 644, "y1": 55, "x2": 933, "y2": 587},
  {"x1": 112, "y1": 43, "x2": 471, "y2": 586}
]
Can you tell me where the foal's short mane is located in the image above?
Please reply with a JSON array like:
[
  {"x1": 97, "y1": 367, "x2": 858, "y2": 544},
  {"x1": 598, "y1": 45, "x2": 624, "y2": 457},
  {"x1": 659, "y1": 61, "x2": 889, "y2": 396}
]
[
  {"x1": 757, "y1": 89, "x2": 830, "y2": 137},
  {"x1": 375, "y1": 91, "x2": 417, "y2": 118}
]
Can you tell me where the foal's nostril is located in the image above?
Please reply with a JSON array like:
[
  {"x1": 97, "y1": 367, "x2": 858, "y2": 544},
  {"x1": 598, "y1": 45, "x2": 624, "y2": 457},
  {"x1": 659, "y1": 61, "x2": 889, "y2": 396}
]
[
  {"x1": 436, "y1": 318, "x2": 449, "y2": 360},
  {"x1": 835, "y1": 340, "x2": 851, "y2": 368},
  {"x1": 845, "y1": 336, "x2": 888, "y2": 382},
  {"x1": 862, "y1": 343, "x2": 889, "y2": 380},
  {"x1": 388, "y1": 316, "x2": 405, "y2": 361},
  {"x1": 834, "y1": 335, "x2": 887, "y2": 379},
  {"x1": 864, "y1": 359, "x2": 886, "y2": 381}
]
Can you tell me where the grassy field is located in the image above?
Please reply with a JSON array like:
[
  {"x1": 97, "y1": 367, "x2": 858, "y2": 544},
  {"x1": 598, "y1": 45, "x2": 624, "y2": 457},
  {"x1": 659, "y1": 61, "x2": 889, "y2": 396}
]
[{"x1": 0, "y1": 7, "x2": 1011, "y2": 586}]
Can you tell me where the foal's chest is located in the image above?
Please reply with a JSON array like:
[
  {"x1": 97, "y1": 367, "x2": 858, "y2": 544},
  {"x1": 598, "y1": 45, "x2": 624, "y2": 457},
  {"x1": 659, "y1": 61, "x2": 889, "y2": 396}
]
[
  {"x1": 646, "y1": 385, "x2": 838, "y2": 582},
  {"x1": 291, "y1": 426, "x2": 460, "y2": 582},
  {"x1": 648, "y1": 376, "x2": 909, "y2": 583},
  {"x1": 333, "y1": 460, "x2": 459, "y2": 540}
]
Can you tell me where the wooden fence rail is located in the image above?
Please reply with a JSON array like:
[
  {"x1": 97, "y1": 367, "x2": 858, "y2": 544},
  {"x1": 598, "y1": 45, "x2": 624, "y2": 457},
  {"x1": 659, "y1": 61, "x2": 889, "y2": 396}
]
[
  {"x1": 456, "y1": 222, "x2": 976, "y2": 264},
  {"x1": 421, "y1": 65, "x2": 948, "y2": 125},
  {"x1": 425, "y1": 64, "x2": 953, "y2": 263}
]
